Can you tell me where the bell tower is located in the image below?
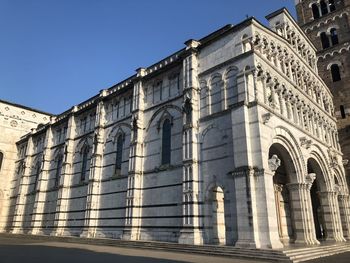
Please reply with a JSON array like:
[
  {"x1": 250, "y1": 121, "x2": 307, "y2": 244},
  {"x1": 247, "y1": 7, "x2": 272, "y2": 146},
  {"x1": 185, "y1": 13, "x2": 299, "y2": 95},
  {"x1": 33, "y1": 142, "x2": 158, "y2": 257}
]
[{"x1": 296, "y1": 0, "x2": 350, "y2": 183}]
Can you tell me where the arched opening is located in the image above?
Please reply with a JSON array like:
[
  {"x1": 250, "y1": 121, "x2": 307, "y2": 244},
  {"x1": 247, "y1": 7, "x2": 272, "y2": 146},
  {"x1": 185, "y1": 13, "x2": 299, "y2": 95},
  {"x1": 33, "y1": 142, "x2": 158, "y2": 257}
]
[
  {"x1": 329, "y1": 0, "x2": 336, "y2": 12},
  {"x1": 80, "y1": 146, "x2": 90, "y2": 181},
  {"x1": 54, "y1": 155, "x2": 63, "y2": 187},
  {"x1": 161, "y1": 119, "x2": 171, "y2": 165},
  {"x1": 320, "y1": 32, "x2": 330, "y2": 49},
  {"x1": 206, "y1": 186, "x2": 226, "y2": 245},
  {"x1": 307, "y1": 158, "x2": 327, "y2": 241},
  {"x1": 331, "y1": 64, "x2": 341, "y2": 82},
  {"x1": 320, "y1": 0, "x2": 328, "y2": 15},
  {"x1": 115, "y1": 134, "x2": 124, "y2": 175},
  {"x1": 330, "y1": 28, "x2": 339, "y2": 45},
  {"x1": 0, "y1": 152, "x2": 3, "y2": 172},
  {"x1": 340, "y1": 105, "x2": 346, "y2": 119},
  {"x1": 210, "y1": 75, "x2": 223, "y2": 114},
  {"x1": 312, "y1": 4, "x2": 320, "y2": 19},
  {"x1": 269, "y1": 144, "x2": 296, "y2": 244}
]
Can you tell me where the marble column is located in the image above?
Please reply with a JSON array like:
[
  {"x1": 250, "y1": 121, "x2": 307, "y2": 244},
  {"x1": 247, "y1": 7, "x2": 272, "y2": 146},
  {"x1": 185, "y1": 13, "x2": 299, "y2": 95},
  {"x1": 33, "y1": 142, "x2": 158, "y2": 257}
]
[
  {"x1": 179, "y1": 40, "x2": 203, "y2": 245},
  {"x1": 11, "y1": 135, "x2": 35, "y2": 234},
  {"x1": 80, "y1": 95, "x2": 107, "y2": 238},
  {"x1": 51, "y1": 109, "x2": 77, "y2": 236},
  {"x1": 338, "y1": 194, "x2": 350, "y2": 240},
  {"x1": 122, "y1": 68, "x2": 145, "y2": 241},
  {"x1": 30, "y1": 124, "x2": 54, "y2": 235},
  {"x1": 287, "y1": 173, "x2": 319, "y2": 245}
]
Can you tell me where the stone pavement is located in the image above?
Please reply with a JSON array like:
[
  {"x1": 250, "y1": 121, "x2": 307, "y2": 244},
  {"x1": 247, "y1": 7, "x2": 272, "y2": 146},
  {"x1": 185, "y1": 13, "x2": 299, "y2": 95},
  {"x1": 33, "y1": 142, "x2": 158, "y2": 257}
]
[{"x1": 0, "y1": 234, "x2": 349, "y2": 263}]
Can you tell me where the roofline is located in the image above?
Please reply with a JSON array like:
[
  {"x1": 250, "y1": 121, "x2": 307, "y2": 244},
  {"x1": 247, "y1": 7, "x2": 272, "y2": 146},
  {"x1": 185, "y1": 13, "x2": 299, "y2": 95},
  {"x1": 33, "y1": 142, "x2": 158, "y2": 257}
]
[
  {"x1": 265, "y1": 7, "x2": 317, "y2": 51},
  {"x1": 0, "y1": 99, "x2": 54, "y2": 116}
]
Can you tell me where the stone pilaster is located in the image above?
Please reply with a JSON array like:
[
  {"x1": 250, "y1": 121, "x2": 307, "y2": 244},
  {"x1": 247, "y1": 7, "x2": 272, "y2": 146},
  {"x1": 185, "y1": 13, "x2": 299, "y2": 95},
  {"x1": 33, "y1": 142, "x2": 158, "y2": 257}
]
[
  {"x1": 51, "y1": 109, "x2": 77, "y2": 236},
  {"x1": 287, "y1": 174, "x2": 319, "y2": 245},
  {"x1": 338, "y1": 194, "x2": 350, "y2": 240},
  {"x1": 319, "y1": 189, "x2": 345, "y2": 242},
  {"x1": 178, "y1": 40, "x2": 203, "y2": 245},
  {"x1": 231, "y1": 167, "x2": 259, "y2": 248},
  {"x1": 30, "y1": 123, "x2": 54, "y2": 235},
  {"x1": 11, "y1": 135, "x2": 35, "y2": 234},
  {"x1": 122, "y1": 68, "x2": 145, "y2": 240},
  {"x1": 80, "y1": 94, "x2": 106, "y2": 238},
  {"x1": 254, "y1": 162, "x2": 283, "y2": 249}
]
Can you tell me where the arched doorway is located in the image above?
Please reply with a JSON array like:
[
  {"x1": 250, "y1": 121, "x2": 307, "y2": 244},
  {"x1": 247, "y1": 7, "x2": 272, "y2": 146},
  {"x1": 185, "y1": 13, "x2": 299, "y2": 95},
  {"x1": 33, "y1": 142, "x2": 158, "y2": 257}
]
[
  {"x1": 308, "y1": 158, "x2": 327, "y2": 241},
  {"x1": 269, "y1": 143, "x2": 296, "y2": 244},
  {"x1": 206, "y1": 186, "x2": 226, "y2": 245}
]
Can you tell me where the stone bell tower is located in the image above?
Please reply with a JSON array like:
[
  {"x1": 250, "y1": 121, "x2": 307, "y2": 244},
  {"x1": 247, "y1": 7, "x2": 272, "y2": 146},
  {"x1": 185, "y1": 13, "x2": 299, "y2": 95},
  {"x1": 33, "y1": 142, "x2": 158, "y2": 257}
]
[{"x1": 295, "y1": 0, "x2": 350, "y2": 183}]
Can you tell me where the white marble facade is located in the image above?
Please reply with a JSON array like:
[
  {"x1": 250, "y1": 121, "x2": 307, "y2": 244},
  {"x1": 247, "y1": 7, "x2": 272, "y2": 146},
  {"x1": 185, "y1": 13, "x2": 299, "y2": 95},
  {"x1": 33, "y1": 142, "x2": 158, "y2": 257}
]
[{"x1": 3, "y1": 9, "x2": 350, "y2": 249}]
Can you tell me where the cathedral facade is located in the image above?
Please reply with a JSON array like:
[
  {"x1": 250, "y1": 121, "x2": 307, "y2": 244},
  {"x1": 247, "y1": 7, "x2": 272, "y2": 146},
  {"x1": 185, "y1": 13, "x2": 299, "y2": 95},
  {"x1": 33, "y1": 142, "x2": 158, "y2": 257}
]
[{"x1": 1, "y1": 8, "x2": 350, "y2": 250}]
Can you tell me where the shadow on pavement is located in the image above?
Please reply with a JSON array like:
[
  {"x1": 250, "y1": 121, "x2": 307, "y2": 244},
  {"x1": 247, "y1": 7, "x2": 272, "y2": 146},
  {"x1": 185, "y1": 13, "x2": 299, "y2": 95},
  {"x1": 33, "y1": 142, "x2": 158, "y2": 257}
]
[{"x1": 0, "y1": 244, "x2": 185, "y2": 263}]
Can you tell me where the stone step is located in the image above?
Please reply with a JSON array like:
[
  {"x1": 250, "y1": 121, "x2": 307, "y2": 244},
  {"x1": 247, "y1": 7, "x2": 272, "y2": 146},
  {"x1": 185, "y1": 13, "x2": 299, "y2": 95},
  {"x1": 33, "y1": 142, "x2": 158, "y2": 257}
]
[
  {"x1": 3, "y1": 233, "x2": 350, "y2": 262},
  {"x1": 283, "y1": 244, "x2": 350, "y2": 262}
]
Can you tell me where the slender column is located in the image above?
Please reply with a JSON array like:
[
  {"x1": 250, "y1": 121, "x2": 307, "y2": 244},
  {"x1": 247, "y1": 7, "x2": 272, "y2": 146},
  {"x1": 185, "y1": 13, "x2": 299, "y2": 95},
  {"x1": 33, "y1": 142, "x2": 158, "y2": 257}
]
[
  {"x1": 51, "y1": 109, "x2": 77, "y2": 236},
  {"x1": 30, "y1": 124, "x2": 54, "y2": 235},
  {"x1": 11, "y1": 136, "x2": 35, "y2": 234},
  {"x1": 318, "y1": 190, "x2": 345, "y2": 242},
  {"x1": 122, "y1": 68, "x2": 145, "y2": 240},
  {"x1": 80, "y1": 95, "x2": 106, "y2": 238},
  {"x1": 287, "y1": 173, "x2": 319, "y2": 245},
  {"x1": 179, "y1": 40, "x2": 203, "y2": 245}
]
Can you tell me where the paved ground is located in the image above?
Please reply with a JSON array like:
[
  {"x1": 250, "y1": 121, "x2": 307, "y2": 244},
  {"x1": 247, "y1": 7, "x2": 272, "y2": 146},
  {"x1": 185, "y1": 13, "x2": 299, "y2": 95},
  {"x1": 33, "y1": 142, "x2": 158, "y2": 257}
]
[{"x1": 0, "y1": 235, "x2": 349, "y2": 263}]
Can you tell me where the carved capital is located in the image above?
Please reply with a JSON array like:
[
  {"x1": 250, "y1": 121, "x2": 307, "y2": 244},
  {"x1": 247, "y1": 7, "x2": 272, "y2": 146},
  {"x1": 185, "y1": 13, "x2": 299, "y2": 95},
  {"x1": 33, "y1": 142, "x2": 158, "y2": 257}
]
[
  {"x1": 268, "y1": 155, "x2": 281, "y2": 172},
  {"x1": 305, "y1": 173, "x2": 316, "y2": 189}
]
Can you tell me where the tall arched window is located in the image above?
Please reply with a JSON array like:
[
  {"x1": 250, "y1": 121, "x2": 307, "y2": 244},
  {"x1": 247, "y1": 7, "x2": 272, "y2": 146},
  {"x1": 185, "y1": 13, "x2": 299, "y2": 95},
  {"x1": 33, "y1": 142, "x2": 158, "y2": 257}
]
[
  {"x1": 320, "y1": 32, "x2": 330, "y2": 49},
  {"x1": 161, "y1": 119, "x2": 171, "y2": 165},
  {"x1": 0, "y1": 152, "x2": 3, "y2": 172},
  {"x1": 312, "y1": 4, "x2": 320, "y2": 19},
  {"x1": 55, "y1": 155, "x2": 63, "y2": 187},
  {"x1": 330, "y1": 28, "x2": 339, "y2": 45},
  {"x1": 320, "y1": 0, "x2": 328, "y2": 15},
  {"x1": 210, "y1": 75, "x2": 223, "y2": 114},
  {"x1": 81, "y1": 146, "x2": 89, "y2": 181},
  {"x1": 329, "y1": 0, "x2": 336, "y2": 12},
  {"x1": 331, "y1": 64, "x2": 341, "y2": 82},
  {"x1": 115, "y1": 134, "x2": 124, "y2": 174},
  {"x1": 33, "y1": 163, "x2": 41, "y2": 191},
  {"x1": 340, "y1": 105, "x2": 346, "y2": 119}
]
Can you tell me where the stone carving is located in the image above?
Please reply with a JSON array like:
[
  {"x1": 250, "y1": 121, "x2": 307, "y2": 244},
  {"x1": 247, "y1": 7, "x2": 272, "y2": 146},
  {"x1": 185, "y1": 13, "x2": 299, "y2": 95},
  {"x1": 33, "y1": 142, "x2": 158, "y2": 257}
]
[
  {"x1": 334, "y1": 184, "x2": 341, "y2": 195},
  {"x1": 262, "y1": 112, "x2": 272, "y2": 124},
  {"x1": 300, "y1": 137, "x2": 312, "y2": 149},
  {"x1": 305, "y1": 173, "x2": 316, "y2": 186},
  {"x1": 268, "y1": 154, "x2": 281, "y2": 172},
  {"x1": 182, "y1": 93, "x2": 192, "y2": 124}
]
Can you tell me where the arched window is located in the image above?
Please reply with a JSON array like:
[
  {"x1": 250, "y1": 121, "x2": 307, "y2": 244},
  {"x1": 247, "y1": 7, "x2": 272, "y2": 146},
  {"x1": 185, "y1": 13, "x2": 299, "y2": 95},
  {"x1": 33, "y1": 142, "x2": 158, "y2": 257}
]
[
  {"x1": 331, "y1": 64, "x2": 341, "y2": 82},
  {"x1": 55, "y1": 155, "x2": 63, "y2": 187},
  {"x1": 115, "y1": 134, "x2": 124, "y2": 174},
  {"x1": 81, "y1": 146, "x2": 89, "y2": 181},
  {"x1": 320, "y1": 0, "x2": 328, "y2": 15},
  {"x1": 0, "y1": 152, "x2": 3, "y2": 172},
  {"x1": 340, "y1": 105, "x2": 346, "y2": 119},
  {"x1": 330, "y1": 28, "x2": 339, "y2": 45},
  {"x1": 161, "y1": 119, "x2": 171, "y2": 165},
  {"x1": 320, "y1": 32, "x2": 330, "y2": 49},
  {"x1": 210, "y1": 75, "x2": 223, "y2": 114},
  {"x1": 329, "y1": 0, "x2": 336, "y2": 12},
  {"x1": 33, "y1": 162, "x2": 41, "y2": 191},
  {"x1": 312, "y1": 4, "x2": 320, "y2": 19}
]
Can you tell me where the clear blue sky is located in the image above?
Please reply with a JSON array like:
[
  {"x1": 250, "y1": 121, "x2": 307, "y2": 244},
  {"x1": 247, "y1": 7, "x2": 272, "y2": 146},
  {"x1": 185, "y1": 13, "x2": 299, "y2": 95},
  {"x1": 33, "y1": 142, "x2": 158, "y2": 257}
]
[{"x1": 0, "y1": 0, "x2": 296, "y2": 114}]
